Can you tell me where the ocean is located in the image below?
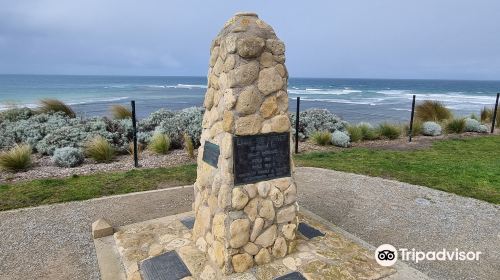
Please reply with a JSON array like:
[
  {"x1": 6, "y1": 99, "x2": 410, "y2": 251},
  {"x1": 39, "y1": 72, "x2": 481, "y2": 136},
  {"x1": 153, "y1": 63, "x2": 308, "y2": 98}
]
[{"x1": 1, "y1": 74, "x2": 499, "y2": 124}]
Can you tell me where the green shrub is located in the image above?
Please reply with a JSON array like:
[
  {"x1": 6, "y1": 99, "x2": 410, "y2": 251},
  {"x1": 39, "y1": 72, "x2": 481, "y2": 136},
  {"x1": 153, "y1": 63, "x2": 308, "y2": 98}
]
[
  {"x1": 311, "y1": 131, "x2": 332, "y2": 145},
  {"x1": 52, "y1": 147, "x2": 84, "y2": 167},
  {"x1": 38, "y1": 99, "x2": 75, "y2": 118},
  {"x1": 377, "y1": 123, "x2": 401, "y2": 140},
  {"x1": 110, "y1": 105, "x2": 132, "y2": 119},
  {"x1": 0, "y1": 144, "x2": 32, "y2": 172},
  {"x1": 480, "y1": 107, "x2": 492, "y2": 122},
  {"x1": 445, "y1": 118, "x2": 466, "y2": 134},
  {"x1": 415, "y1": 100, "x2": 452, "y2": 122},
  {"x1": 183, "y1": 133, "x2": 195, "y2": 159},
  {"x1": 149, "y1": 133, "x2": 171, "y2": 154},
  {"x1": 347, "y1": 125, "x2": 363, "y2": 142},
  {"x1": 85, "y1": 136, "x2": 115, "y2": 163}
]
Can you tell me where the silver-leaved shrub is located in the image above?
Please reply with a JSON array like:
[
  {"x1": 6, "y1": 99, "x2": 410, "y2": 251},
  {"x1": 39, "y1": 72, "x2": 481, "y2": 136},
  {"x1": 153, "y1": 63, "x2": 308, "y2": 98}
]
[
  {"x1": 331, "y1": 130, "x2": 351, "y2": 147},
  {"x1": 464, "y1": 118, "x2": 487, "y2": 133},
  {"x1": 422, "y1": 121, "x2": 442, "y2": 136},
  {"x1": 52, "y1": 147, "x2": 84, "y2": 167},
  {"x1": 289, "y1": 109, "x2": 348, "y2": 139},
  {"x1": 138, "y1": 109, "x2": 175, "y2": 132},
  {"x1": 155, "y1": 107, "x2": 204, "y2": 148}
]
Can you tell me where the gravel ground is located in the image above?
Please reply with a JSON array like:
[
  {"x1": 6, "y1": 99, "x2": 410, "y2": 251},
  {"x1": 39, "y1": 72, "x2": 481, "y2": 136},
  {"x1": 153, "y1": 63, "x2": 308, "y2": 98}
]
[
  {"x1": 0, "y1": 149, "x2": 196, "y2": 183},
  {"x1": 296, "y1": 167, "x2": 500, "y2": 280},
  {"x1": 0, "y1": 168, "x2": 498, "y2": 280}
]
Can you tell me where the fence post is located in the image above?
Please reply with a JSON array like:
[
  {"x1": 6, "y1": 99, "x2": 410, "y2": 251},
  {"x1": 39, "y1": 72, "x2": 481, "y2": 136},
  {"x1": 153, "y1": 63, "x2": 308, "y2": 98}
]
[
  {"x1": 131, "y1": 100, "x2": 139, "y2": 168},
  {"x1": 295, "y1": 97, "x2": 300, "y2": 154},
  {"x1": 408, "y1": 95, "x2": 416, "y2": 142},
  {"x1": 491, "y1": 93, "x2": 499, "y2": 133}
]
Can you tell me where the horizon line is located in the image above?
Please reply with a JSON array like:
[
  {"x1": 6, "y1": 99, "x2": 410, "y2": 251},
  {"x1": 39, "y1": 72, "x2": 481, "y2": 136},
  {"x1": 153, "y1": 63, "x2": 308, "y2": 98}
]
[{"x1": 1, "y1": 73, "x2": 500, "y2": 83}]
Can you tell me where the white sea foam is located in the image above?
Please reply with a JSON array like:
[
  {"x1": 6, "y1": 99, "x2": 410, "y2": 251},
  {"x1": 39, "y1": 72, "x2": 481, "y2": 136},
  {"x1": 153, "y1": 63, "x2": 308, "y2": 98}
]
[
  {"x1": 300, "y1": 97, "x2": 373, "y2": 105},
  {"x1": 66, "y1": 96, "x2": 129, "y2": 105},
  {"x1": 165, "y1": 84, "x2": 207, "y2": 89},
  {"x1": 289, "y1": 88, "x2": 362, "y2": 95}
]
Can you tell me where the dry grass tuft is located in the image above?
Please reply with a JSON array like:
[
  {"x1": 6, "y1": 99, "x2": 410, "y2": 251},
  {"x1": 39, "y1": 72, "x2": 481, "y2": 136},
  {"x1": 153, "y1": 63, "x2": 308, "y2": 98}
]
[
  {"x1": 149, "y1": 133, "x2": 171, "y2": 154},
  {"x1": 183, "y1": 133, "x2": 195, "y2": 159},
  {"x1": 110, "y1": 105, "x2": 132, "y2": 119},
  {"x1": 310, "y1": 131, "x2": 332, "y2": 145},
  {"x1": 85, "y1": 136, "x2": 115, "y2": 163},
  {"x1": 38, "y1": 99, "x2": 75, "y2": 118},
  {"x1": 0, "y1": 144, "x2": 32, "y2": 172},
  {"x1": 415, "y1": 100, "x2": 452, "y2": 122}
]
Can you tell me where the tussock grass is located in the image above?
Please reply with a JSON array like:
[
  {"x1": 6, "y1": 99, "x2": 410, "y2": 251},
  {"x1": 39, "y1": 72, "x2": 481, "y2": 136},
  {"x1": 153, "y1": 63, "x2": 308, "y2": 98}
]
[
  {"x1": 415, "y1": 100, "x2": 452, "y2": 122},
  {"x1": 110, "y1": 105, "x2": 132, "y2": 119},
  {"x1": 404, "y1": 121, "x2": 423, "y2": 136},
  {"x1": 85, "y1": 136, "x2": 115, "y2": 163},
  {"x1": 480, "y1": 107, "x2": 492, "y2": 122},
  {"x1": 377, "y1": 123, "x2": 401, "y2": 140},
  {"x1": 38, "y1": 99, "x2": 75, "y2": 118},
  {"x1": 149, "y1": 133, "x2": 171, "y2": 154},
  {"x1": 0, "y1": 144, "x2": 32, "y2": 172},
  {"x1": 445, "y1": 118, "x2": 466, "y2": 134},
  {"x1": 311, "y1": 131, "x2": 332, "y2": 145},
  {"x1": 359, "y1": 123, "x2": 380, "y2": 140},
  {"x1": 183, "y1": 133, "x2": 195, "y2": 159},
  {"x1": 347, "y1": 126, "x2": 363, "y2": 142}
]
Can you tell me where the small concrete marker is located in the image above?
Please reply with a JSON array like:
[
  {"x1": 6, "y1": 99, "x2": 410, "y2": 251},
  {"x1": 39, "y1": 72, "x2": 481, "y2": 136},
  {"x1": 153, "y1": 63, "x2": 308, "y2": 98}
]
[
  {"x1": 297, "y1": 223, "x2": 325, "y2": 239},
  {"x1": 274, "y1": 271, "x2": 307, "y2": 280},
  {"x1": 92, "y1": 218, "x2": 113, "y2": 239}
]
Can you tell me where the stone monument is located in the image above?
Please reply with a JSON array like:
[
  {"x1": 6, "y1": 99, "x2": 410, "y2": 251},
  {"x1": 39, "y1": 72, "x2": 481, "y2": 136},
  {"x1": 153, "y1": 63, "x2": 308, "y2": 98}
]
[{"x1": 192, "y1": 12, "x2": 298, "y2": 274}]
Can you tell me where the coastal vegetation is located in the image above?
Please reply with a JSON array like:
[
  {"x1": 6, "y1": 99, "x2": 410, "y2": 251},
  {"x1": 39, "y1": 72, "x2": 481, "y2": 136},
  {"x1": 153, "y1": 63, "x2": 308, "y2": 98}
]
[
  {"x1": 0, "y1": 99, "x2": 495, "y2": 175},
  {"x1": 445, "y1": 118, "x2": 466, "y2": 134},
  {"x1": 85, "y1": 136, "x2": 116, "y2": 163},
  {"x1": 149, "y1": 133, "x2": 171, "y2": 154},
  {"x1": 0, "y1": 144, "x2": 32, "y2": 172},
  {"x1": 110, "y1": 104, "x2": 132, "y2": 120},
  {"x1": 415, "y1": 100, "x2": 452, "y2": 122},
  {"x1": 38, "y1": 99, "x2": 76, "y2": 118},
  {"x1": 183, "y1": 133, "x2": 195, "y2": 159},
  {"x1": 377, "y1": 123, "x2": 402, "y2": 140},
  {"x1": 310, "y1": 131, "x2": 332, "y2": 145}
]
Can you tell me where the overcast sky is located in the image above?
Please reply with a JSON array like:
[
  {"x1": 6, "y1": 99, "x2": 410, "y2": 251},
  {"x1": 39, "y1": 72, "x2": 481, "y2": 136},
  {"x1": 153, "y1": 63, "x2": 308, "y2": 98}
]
[{"x1": 1, "y1": 0, "x2": 499, "y2": 80}]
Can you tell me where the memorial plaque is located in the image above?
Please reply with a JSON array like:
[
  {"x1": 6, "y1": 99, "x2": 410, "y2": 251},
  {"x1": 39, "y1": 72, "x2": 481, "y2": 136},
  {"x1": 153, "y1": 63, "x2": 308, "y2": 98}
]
[
  {"x1": 140, "y1": 251, "x2": 191, "y2": 280},
  {"x1": 233, "y1": 132, "x2": 290, "y2": 185},
  {"x1": 274, "y1": 272, "x2": 308, "y2": 280},
  {"x1": 202, "y1": 141, "x2": 220, "y2": 168}
]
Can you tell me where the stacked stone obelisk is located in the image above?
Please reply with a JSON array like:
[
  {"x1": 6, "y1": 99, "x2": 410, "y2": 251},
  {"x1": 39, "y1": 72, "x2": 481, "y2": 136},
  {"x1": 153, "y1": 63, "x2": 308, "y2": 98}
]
[{"x1": 192, "y1": 12, "x2": 298, "y2": 274}]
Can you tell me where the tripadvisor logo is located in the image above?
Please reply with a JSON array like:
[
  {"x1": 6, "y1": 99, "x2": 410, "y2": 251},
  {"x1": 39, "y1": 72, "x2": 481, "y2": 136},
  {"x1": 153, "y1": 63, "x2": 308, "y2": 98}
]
[{"x1": 375, "y1": 244, "x2": 482, "y2": 266}]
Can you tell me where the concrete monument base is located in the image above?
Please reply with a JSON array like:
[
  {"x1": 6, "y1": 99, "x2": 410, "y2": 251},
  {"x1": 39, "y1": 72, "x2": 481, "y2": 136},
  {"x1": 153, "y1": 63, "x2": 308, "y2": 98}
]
[{"x1": 91, "y1": 209, "x2": 429, "y2": 280}]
